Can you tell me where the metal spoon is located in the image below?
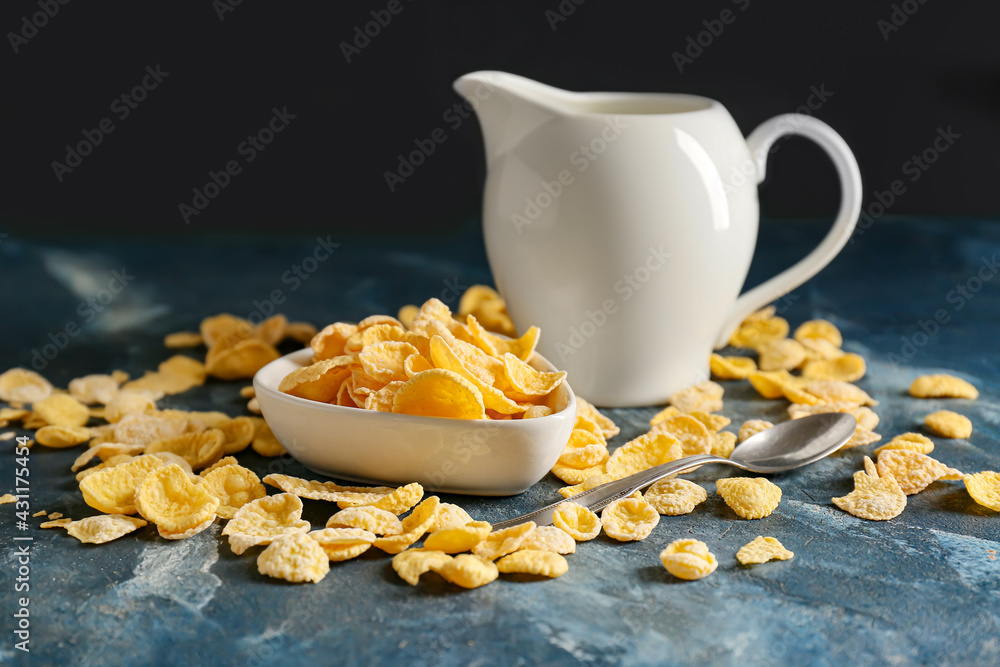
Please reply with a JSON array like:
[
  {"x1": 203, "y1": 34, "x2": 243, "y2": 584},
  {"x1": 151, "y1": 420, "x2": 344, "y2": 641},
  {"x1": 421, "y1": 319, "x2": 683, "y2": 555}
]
[{"x1": 491, "y1": 412, "x2": 856, "y2": 530}]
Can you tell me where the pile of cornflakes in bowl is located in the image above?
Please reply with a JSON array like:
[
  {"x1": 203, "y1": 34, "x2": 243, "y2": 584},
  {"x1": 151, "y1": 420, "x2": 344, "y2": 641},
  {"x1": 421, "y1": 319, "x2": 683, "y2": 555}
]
[{"x1": 0, "y1": 286, "x2": 995, "y2": 588}]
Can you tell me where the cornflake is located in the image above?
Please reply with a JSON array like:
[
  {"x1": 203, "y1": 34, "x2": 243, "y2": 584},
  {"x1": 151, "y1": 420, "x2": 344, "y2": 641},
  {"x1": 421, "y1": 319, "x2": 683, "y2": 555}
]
[
  {"x1": 372, "y1": 496, "x2": 442, "y2": 554},
  {"x1": 738, "y1": 420, "x2": 774, "y2": 443},
  {"x1": 651, "y1": 415, "x2": 711, "y2": 457},
  {"x1": 553, "y1": 502, "x2": 602, "y2": 541},
  {"x1": 496, "y1": 550, "x2": 569, "y2": 578},
  {"x1": 876, "y1": 450, "x2": 961, "y2": 495},
  {"x1": 668, "y1": 381, "x2": 724, "y2": 413},
  {"x1": 924, "y1": 411, "x2": 972, "y2": 439},
  {"x1": 434, "y1": 554, "x2": 499, "y2": 589},
  {"x1": 251, "y1": 422, "x2": 287, "y2": 457},
  {"x1": 575, "y1": 398, "x2": 620, "y2": 438},
  {"x1": 963, "y1": 472, "x2": 1000, "y2": 511},
  {"x1": 223, "y1": 493, "x2": 311, "y2": 555},
  {"x1": 605, "y1": 431, "x2": 682, "y2": 480},
  {"x1": 392, "y1": 549, "x2": 453, "y2": 585},
  {"x1": 201, "y1": 464, "x2": 266, "y2": 519},
  {"x1": 35, "y1": 425, "x2": 91, "y2": 448},
  {"x1": 146, "y1": 429, "x2": 225, "y2": 470},
  {"x1": 729, "y1": 315, "x2": 789, "y2": 350},
  {"x1": 423, "y1": 521, "x2": 492, "y2": 554},
  {"x1": 600, "y1": 497, "x2": 659, "y2": 541},
  {"x1": 471, "y1": 521, "x2": 536, "y2": 560},
  {"x1": 263, "y1": 473, "x2": 395, "y2": 506},
  {"x1": 308, "y1": 527, "x2": 377, "y2": 561},
  {"x1": 257, "y1": 531, "x2": 330, "y2": 583},
  {"x1": 832, "y1": 456, "x2": 906, "y2": 520},
  {"x1": 801, "y1": 354, "x2": 866, "y2": 382},
  {"x1": 716, "y1": 477, "x2": 782, "y2": 519},
  {"x1": 709, "y1": 354, "x2": 757, "y2": 380},
  {"x1": 909, "y1": 374, "x2": 978, "y2": 400},
  {"x1": 518, "y1": 526, "x2": 576, "y2": 555},
  {"x1": 80, "y1": 455, "x2": 164, "y2": 514},
  {"x1": 659, "y1": 539, "x2": 718, "y2": 580},
  {"x1": 710, "y1": 432, "x2": 738, "y2": 458},
  {"x1": 757, "y1": 339, "x2": 806, "y2": 372},
  {"x1": 644, "y1": 479, "x2": 707, "y2": 515},
  {"x1": 326, "y1": 507, "x2": 403, "y2": 535},
  {"x1": 428, "y1": 503, "x2": 475, "y2": 531},
  {"x1": 793, "y1": 319, "x2": 843, "y2": 347},
  {"x1": 134, "y1": 464, "x2": 220, "y2": 539},
  {"x1": 0, "y1": 368, "x2": 53, "y2": 403},
  {"x1": 874, "y1": 432, "x2": 934, "y2": 456},
  {"x1": 66, "y1": 514, "x2": 147, "y2": 545},
  {"x1": 736, "y1": 536, "x2": 794, "y2": 565},
  {"x1": 33, "y1": 394, "x2": 90, "y2": 428},
  {"x1": 68, "y1": 374, "x2": 120, "y2": 405}
]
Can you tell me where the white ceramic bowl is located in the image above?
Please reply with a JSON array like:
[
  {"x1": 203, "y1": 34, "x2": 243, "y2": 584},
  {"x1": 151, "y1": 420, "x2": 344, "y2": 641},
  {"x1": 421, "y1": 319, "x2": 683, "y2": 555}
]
[{"x1": 253, "y1": 348, "x2": 576, "y2": 496}]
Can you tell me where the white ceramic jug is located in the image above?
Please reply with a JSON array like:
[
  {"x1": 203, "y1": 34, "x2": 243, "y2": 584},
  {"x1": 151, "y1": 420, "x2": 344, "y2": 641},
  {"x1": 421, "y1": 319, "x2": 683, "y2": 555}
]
[{"x1": 454, "y1": 71, "x2": 862, "y2": 408}]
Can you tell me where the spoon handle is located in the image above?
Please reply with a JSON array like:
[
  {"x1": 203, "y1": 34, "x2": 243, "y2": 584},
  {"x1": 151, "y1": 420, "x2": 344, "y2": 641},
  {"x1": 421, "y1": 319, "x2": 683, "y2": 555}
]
[{"x1": 490, "y1": 454, "x2": 730, "y2": 530}]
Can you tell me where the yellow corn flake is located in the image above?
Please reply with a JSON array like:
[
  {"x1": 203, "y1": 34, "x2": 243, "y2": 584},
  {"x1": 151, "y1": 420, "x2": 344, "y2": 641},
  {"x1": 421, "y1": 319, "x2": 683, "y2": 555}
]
[
  {"x1": 311, "y1": 322, "x2": 358, "y2": 361},
  {"x1": 605, "y1": 431, "x2": 681, "y2": 480},
  {"x1": 743, "y1": 306, "x2": 777, "y2": 323},
  {"x1": 748, "y1": 370, "x2": 796, "y2": 399},
  {"x1": 218, "y1": 416, "x2": 256, "y2": 455},
  {"x1": 874, "y1": 432, "x2": 934, "y2": 456},
  {"x1": 396, "y1": 305, "x2": 420, "y2": 330},
  {"x1": 716, "y1": 477, "x2": 782, "y2": 519},
  {"x1": 423, "y1": 521, "x2": 492, "y2": 553},
  {"x1": 558, "y1": 429, "x2": 609, "y2": 468},
  {"x1": 239, "y1": 386, "x2": 256, "y2": 399},
  {"x1": 223, "y1": 493, "x2": 311, "y2": 555},
  {"x1": 253, "y1": 314, "x2": 288, "y2": 346},
  {"x1": 372, "y1": 496, "x2": 442, "y2": 554},
  {"x1": 257, "y1": 531, "x2": 330, "y2": 583},
  {"x1": 32, "y1": 511, "x2": 47, "y2": 517},
  {"x1": 326, "y1": 506, "x2": 403, "y2": 535},
  {"x1": 518, "y1": 525, "x2": 576, "y2": 555},
  {"x1": 649, "y1": 405, "x2": 682, "y2": 426},
  {"x1": 498, "y1": 353, "x2": 567, "y2": 401},
  {"x1": 80, "y1": 455, "x2": 164, "y2": 514},
  {"x1": 458, "y1": 285, "x2": 516, "y2": 334},
  {"x1": 738, "y1": 420, "x2": 774, "y2": 443},
  {"x1": 278, "y1": 356, "x2": 354, "y2": 403},
  {"x1": 644, "y1": 479, "x2": 708, "y2": 516},
  {"x1": 496, "y1": 550, "x2": 568, "y2": 578},
  {"x1": 688, "y1": 411, "x2": 731, "y2": 433},
  {"x1": 75, "y1": 454, "x2": 136, "y2": 482},
  {"x1": 668, "y1": 380, "x2": 724, "y2": 413},
  {"x1": 40, "y1": 518, "x2": 73, "y2": 529},
  {"x1": 104, "y1": 390, "x2": 158, "y2": 423},
  {"x1": 552, "y1": 502, "x2": 602, "y2": 541},
  {"x1": 758, "y1": 339, "x2": 807, "y2": 372},
  {"x1": 710, "y1": 431, "x2": 738, "y2": 458},
  {"x1": 149, "y1": 451, "x2": 193, "y2": 473},
  {"x1": 524, "y1": 405, "x2": 553, "y2": 419},
  {"x1": 68, "y1": 374, "x2": 120, "y2": 405},
  {"x1": 963, "y1": 471, "x2": 1000, "y2": 511},
  {"x1": 164, "y1": 331, "x2": 204, "y2": 348},
  {"x1": 134, "y1": 464, "x2": 220, "y2": 539},
  {"x1": 251, "y1": 422, "x2": 287, "y2": 457},
  {"x1": 729, "y1": 315, "x2": 789, "y2": 350},
  {"x1": 201, "y1": 464, "x2": 266, "y2": 519},
  {"x1": 392, "y1": 548, "x2": 453, "y2": 585},
  {"x1": 199, "y1": 313, "x2": 252, "y2": 347},
  {"x1": 0, "y1": 407, "x2": 30, "y2": 422},
  {"x1": 434, "y1": 553, "x2": 499, "y2": 589},
  {"x1": 471, "y1": 522, "x2": 537, "y2": 560},
  {"x1": 801, "y1": 353, "x2": 866, "y2": 382},
  {"x1": 0, "y1": 368, "x2": 53, "y2": 403},
  {"x1": 876, "y1": 450, "x2": 961, "y2": 495},
  {"x1": 206, "y1": 338, "x2": 280, "y2": 381},
  {"x1": 736, "y1": 536, "x2": 794, "y2": 565},
  {"x1": 66, "y1": 514, "x2": 148, "y2": 545},
  {"x1": 391, "y1": 369, "x2": 487, "y2": 420},
  {"x1": 364, "y1": 381, "x2": 406, "y2": 412},
  {"x1": 909, "y1": 374, "x2": 978, "y2": 399},
  {"x1": 263, "y1": 473, "x2": 395, "y2": 506},
  {"x1": 924, "y1": 411, "x2": 973, "y2": 439},
  {"x1": 428, "y1": 503, "x2": 475, "y2": 531},
  {"x1": 145, "y1": 429, "x2": 225, "y2": 471},
  {"x1": 558, "y1": 473, "x2": 615, "y2": 499},
  {"x1": 35, "y1": 425, "x2": 91, "y2": 449},
  {"x1": 833, "y1": 456, "x2": 907, "y2": 520},
  {"x1": 113, "y1": 412, "x2": 189, "y2": 447},
  {"x1": 359, "y1": 341, "x2": 420, "y2": 384},
  {"x1": 465, "y1": 314, "x2": 538, "y2": 362},
  {"x1": 124, "y1": 355, "x2": 208, "y2": 396},
  {"x1": 199, "y1": 456, "x2": 238, "y2": 476},
  {"x1": 285, "y1": 321, "x2": 317, "y2": 344},
  {"x1": 799, "y1": 380, "x2": 876, "y2": 407},
  {"x1": 660, "y1": 538, "x2": 718, "y2": 580},
  {"x1": 709, "y1": 354, "x2": 757, "y2": 380},
  {"x1": 651, "y1": 414, "x2": 712, "y2": 456},
  {"x1": 793, "y1": 319, "x2": 843, "y2": 347},
  {"x1": 575, "y1": 398, "x2": 619, "y2": 438},
  {"x1": 33, "y1": 394, "x2": 89, "y2": 428},
  {"x1": 309, "y1": 527, "x2": 377, "y2": 561},
  {"x1": 601, "y1": 497, "x2": 659, "y2": 541},
  {"x1": 347, "y1": 482, "x2": 424, "y2": 515},
  {"x1": 0, "y1": 494, "x2": 17, "y2": 504},
  {"x1": 72, "y1": 443, "x2": 145, "y2": 472}
]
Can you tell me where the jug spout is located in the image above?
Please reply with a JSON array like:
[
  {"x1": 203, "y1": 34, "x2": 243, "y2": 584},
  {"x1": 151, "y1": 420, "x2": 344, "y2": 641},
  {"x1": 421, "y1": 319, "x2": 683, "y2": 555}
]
[{"x1": 453, "y1": 71, "x2": 575, "y2": 163}]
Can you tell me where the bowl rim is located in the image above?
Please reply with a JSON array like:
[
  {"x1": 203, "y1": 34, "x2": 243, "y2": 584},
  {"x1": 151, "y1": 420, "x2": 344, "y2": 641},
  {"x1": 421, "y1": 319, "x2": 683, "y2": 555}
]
[{"x1": 253, "y1": 347, "x2": 576, "y2": 427}]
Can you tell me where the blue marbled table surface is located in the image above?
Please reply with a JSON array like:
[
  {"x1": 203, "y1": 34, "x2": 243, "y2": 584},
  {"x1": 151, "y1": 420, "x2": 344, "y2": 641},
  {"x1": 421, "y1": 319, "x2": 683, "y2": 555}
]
[{"x1": 0, "y1": 217, "x2": 997, "y2": 666}]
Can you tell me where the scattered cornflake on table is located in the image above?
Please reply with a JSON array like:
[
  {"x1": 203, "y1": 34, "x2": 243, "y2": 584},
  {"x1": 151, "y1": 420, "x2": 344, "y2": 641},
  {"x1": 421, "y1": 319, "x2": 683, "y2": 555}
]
[
  {"x1": 32, "y1": 510, "x2": 47, "y2": 517},
  {"x1": 644, "y1": 479, "x2": 708, "y2": 516},
  {"x1": 716, "y1": 477, "x2": 782, "y2": 519},
  {"x1": 495, "y1": 550, "x2": 568, "y2": 578},
  {"x1": 876, "y1": 450, "x2": 962, "y2": 495},
  {"x1": 40, "y1": 518, "x2": 72, "y2": 529},
  {"x1": 832, "y1": 457, "x2": 907, "y2": 520},
  {"x1": 909, "y1": 374, "x2": 979, "y2": 399},
  {"x1": 660, "y1": 539, "x2": 718, "y2": 580},
  {"x1": 963, "y1": 471, "x2": 1000, "y2": 511},
  {"x1": 257, "y1": 531, "x2": 330, "y2": 583},
  {"x1": 0, "y1": 431, "x2": 15, "y2": 441},
  {"x1": 736, "y1": 536, "x2": 794, "y2": 565},
  {"x1": 66, "y1": 514, "x2": 147, "y2": 544},
  {"x1": 600, "y1": 497, "x2": 659, "y2": 541},
  {"x1": 924, "y1": 410, "x2": 973, "y2": 439}
]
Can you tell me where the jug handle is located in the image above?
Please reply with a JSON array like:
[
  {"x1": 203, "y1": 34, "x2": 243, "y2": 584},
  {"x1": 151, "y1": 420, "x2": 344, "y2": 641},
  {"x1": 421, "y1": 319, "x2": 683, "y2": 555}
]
[{"x1": 715, "y1": 114, "x2": 863, "y2": 348}]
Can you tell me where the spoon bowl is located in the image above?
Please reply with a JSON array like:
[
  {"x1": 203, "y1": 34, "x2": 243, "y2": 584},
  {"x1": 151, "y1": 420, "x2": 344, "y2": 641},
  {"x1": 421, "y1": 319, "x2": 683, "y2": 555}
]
[{"x1": 491, "y1": 412, "x2": 857, "y2": 530}]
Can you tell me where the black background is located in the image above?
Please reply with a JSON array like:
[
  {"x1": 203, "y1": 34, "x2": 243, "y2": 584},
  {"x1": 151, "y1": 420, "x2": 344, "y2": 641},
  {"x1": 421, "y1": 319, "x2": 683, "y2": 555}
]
[{"x1": 2, "y1": 0, "x2": 997, "y2": 235}]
